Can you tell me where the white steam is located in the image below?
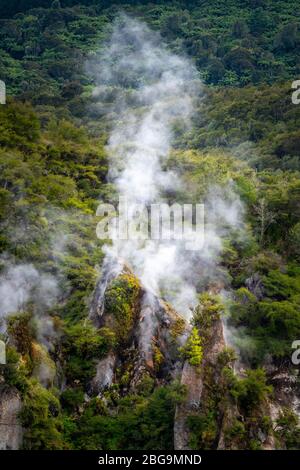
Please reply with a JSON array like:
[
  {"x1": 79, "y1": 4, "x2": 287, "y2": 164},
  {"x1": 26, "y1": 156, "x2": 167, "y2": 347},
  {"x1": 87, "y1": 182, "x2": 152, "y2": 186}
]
[
  {"x1": 89, "y1": 15, "x2": 244, "y2": 318},
  {"x1": 0, "y1": 260, "x2": 59, "y2": 350}
]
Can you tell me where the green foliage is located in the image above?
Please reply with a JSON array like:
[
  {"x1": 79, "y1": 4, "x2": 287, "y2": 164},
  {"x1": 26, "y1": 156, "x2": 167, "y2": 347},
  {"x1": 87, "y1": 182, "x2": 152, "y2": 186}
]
[
  {"x1": 217, "y1": 347, "x2": 237, "y2": 368},
  {"x1": 191, "y1": 83, "x2": 300, "y2": 171},
  {"x1": 187, "y1": 353, "x2": 235, "y2": 450},
  {"x1": 225, "y1": 419, "x2": 246, "y2": 448},
  {"x1": 20, "y1": 380, "x2": 65, "y2": 450},
  {"x1": 1, "y1": 0, "x2": 299, "y2": 112},
  {"x1": 0, "y1": 101, "x2": 40, "y2": 150},
  {"x1": 229, "y1": 265, "x2": 300, "y2": 361},
  {"x1": 62, "y1": 321, "x2": 116, "y2": 384},
  {"x1": 0, "y1": 346, "x2": 29, "y2": 393},
  {"x1": 104, "y1": 273, "x2": 141, "y2": 345},
  {"x1": 60, "y1": 387, "x2": 85, "y2": 413},
  {"x1": 275, "y1": 408, "x2": 300, "y2": 449},
  {"x1": 152, "y1": 344, "x2": 164, "y2": 371},
  {"x1": 170, "y1": 317, "x2": 186, "y2": 339},
  {"x1": 188, "y1": 411, "x2": 218, "y2": 450},
  {"x1": 194, "y1": 365, "x2": 274, "y2": 450},
  {"x1": 230, "y1": 368, "x2": 272, "y2": 414},
  {"x1": 179, "y1": 327, "x2": 203, "y2": 367},
  {"x1": 192, "y1": 293, "x2": 223, "y2": 334},
  {"x1": 289, "y1": 223, "x2": 300, "y2": 261},
  {"x1": 168, "y1": 150, "x2": 257, "y2": 203},
  {"x1": 0, "y1": 0, "x2": 299, "y2": 451},
  {"x1": 7, "y1": 312, "x2": 35, "y2": 356},
  {"x1": 64, "y1": 321, "x2": 115, "y2": 358},
  {"x1": 64, "y1": 382, "x2": 186, "y2": 450}
]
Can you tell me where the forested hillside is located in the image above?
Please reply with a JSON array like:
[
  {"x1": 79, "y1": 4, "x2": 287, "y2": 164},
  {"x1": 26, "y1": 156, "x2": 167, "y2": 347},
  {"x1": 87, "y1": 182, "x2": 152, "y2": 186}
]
[{"x1": 0, "y1": 0, "x2": 300, "y2": 450}]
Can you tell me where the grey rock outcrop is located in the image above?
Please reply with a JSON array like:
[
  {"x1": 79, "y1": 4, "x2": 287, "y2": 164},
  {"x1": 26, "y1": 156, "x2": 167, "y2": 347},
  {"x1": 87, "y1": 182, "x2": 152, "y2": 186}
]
[
  {"x1": 0, "y1": 387, "x2": 23, "y2": 450},
  {"x1": 89, "y1": 259, "x2": 189, "y2": 395},
  {"x1": 174, "y1": 310, "x2": 226, "y2": 450}
]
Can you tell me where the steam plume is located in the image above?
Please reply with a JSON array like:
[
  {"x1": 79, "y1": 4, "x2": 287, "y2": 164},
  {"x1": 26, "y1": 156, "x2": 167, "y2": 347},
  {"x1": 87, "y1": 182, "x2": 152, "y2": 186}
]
[
  {"x1": 0, "y1": 260, "x2": 59, "y2": 350},
  {"x1": 88, "y1": 15, "x2": 244, "y2": 318}
]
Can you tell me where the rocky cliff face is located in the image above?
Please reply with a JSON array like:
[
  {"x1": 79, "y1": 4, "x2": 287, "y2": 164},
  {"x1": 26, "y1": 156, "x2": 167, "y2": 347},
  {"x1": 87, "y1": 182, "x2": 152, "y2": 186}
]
[
  {"x1": 174, "y1": 306, "x2": 226, "y2": 450},
  {"x1": 89, "y1": 260, "x2": 190, "y2": 395},
  {"x1": 90, "y1": 264, "x2": 300, "y2": 450},
  {"x1": 268, "y1": 365, "x2": 300, "y2": 425},
  {"x1": 1, "y1": 261, "x2": 298, "y2": 450},
  {"x1": 0, "y1": 386, "x2": 23, "y2": 450}
]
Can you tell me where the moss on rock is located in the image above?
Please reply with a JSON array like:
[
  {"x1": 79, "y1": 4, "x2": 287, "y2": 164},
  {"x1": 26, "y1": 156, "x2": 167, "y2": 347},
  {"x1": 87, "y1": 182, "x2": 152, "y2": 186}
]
[{"x1": 104, "y1": 273, "x2": 141, "y2": 345}]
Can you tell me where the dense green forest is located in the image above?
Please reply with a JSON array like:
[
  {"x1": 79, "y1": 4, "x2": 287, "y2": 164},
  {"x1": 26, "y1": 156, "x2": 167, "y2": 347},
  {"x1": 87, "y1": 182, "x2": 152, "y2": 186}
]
[{"x1": 0, "y1": 0, "x2": 300, "y2": 450}]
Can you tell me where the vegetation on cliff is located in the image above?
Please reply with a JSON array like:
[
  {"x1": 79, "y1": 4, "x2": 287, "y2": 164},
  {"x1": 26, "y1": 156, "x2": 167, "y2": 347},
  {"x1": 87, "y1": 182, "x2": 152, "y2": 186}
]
[{"x1": 0, "y1": 0, "x2": 299, "y2": 450}]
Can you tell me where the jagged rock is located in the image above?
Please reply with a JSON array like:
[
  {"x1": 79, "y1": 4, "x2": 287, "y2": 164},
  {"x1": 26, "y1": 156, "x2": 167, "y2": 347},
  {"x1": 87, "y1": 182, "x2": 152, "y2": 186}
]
[
  {"x1": 269, "y1": 368, "x2": 300, "y2": 421},
  {"x1": 217, "y1": 402, "x2": 241, "y2": 450},
  {"x1": 89, "y1": 259, "x2": 189, "y2": 395},
  {"x1": 89, "y1": 258, "x2": 300, "y2": 450},
  {"x1": 205, "y1": 311, "x2": 226, "y2": 363},
  {"x1": 91, "y1": 353, "x2": 116, "y2": 394},
  {"x1": 136, "y1": 294, "x2": 189, "y2": 374},
  {"x1": 174, "y1": 312, "x2": 226, "y2": 450},
  {"x1": 89, "y1": 256, "x2": 125, "y2": 326},
  {"x1": 31, "y1": 341, "x2": 56, "y2": 389},
  {"x1": 128, "y1": 360, "x2": 152, "y2": 391},
  {"x1": 174, "y1": 362, "x2": 203, "y2": 450},
  {"x1": 245, "y1": 272, "x2": 264, "y2": 300},
  {"x1": 0, "y1": 387, "x2": 23, "y2": 450}
]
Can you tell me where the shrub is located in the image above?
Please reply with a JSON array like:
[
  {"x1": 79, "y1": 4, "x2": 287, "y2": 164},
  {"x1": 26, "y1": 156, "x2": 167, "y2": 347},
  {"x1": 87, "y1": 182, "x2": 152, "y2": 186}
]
[
  {"x1": 225, "y1": 419, "x2": 246, "y2": 447},
  {"x1": 64, "y1": 321, "x2": 116, "y2": 359},
  {"x1": 104, "y1": 273, "x2": 141, "y2": 345},
  {"x1": 179, "y1": 327, "x2": 203, "y2": 367},
  {"x1": 188, "y1": 412, "x2": 218, "y2": 449},
  {"x1": 20, "y1": 380, "x2": 65, "y2": 450},
  {"x1": 231, "y1": 368, "x2": 272, "y2": 413},
  {"x1": 61, "y1": 387, "x2": 85, "y2": 413},
  {"x1": 63, "y1": 321, "x2": 116, "y2": 384},
  {"x1": 1, "y1": 346, "x2": 28, "y2": 394},
  {"x1": 67, "y1": 382, "x2": 185, "y2": 450},
  {"x1": 275, "y1": 408, "x2": 300, "y2": 449},
  {"x1": 192, "y1": 293, "x2": 223, "y2": 334},
  {"x1": 7, "y1": 312, "x2": 35, "y2": 356}
]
